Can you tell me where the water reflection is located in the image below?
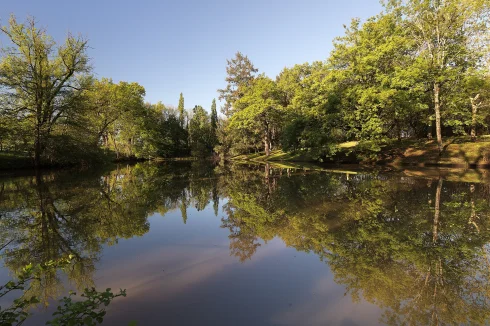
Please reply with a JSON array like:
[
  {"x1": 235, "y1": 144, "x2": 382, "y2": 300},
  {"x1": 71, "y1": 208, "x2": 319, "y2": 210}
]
[{"x1": 1, "y1": 162, "x2": 490, "y2": 325}]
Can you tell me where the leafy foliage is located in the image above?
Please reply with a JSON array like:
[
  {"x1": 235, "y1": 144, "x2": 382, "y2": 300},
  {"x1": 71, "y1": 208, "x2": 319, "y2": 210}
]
[
  {"x1": 189, "y1": 105, "x2": 214, "y2": 157},
  {"x1": 0, "y1": 15, "x2": 91, "y2": 166},
  {"x1": 0, "y1": 256, "x2": 125, "y2": 326},
  {"x1": 215, "y1": 0, "x2": 490, "y2": 160},
  {"x1": 217, "y1": 51, "x2": 259, "y2": 118},
  {"x1": 47, "y1": 288, "x2": 126, "y2": 326}
]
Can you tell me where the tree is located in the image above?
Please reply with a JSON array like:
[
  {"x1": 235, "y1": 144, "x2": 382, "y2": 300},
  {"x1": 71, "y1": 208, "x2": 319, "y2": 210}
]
[
  {"x1": 230, "y1": 76, "x2": 282, "y2": 156},
  {"x1": 210, "y1": 98, "x2": 218, "y2": 132},
  {"x1": 152, "y1": 103, "x2": 189, "y2": 157},
  {"x1": 81, "y1": 78, "x2": 146, "y2": 148},
  {"x1": 465, "y1": 72, "x2": 490, "y2": 140},
  {"x1": 178, "y1": 93, "x2": 185, "y2": 128},
  {"x1": 188, "y1": 105, "x2": 213, "y2": 157},
  {"x1": 210, "y1": 98, "x2": 218, "y2": 148},
  {"x1": 276, "y1": 62, "x2": 343, "y2": 156},
  {"x1": 387, "y1": 0, "x2": 490, "y2": 152},
  {"x1": 0, "y1": 16, "x2": 91, "y2": 167},
  {"x1": 218, "y1": 52, "x2": 258, "y2": 118},
  {"x1": 328, "y1": 11, "x2": 426, "y2": 149}
]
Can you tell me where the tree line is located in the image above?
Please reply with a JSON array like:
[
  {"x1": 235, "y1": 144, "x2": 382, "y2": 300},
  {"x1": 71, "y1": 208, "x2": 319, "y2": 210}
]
[
  {"x1": 0, "y1": 16, "x2": 219, "y2": 167},
  {"x1": 1, "y1": 0, "x2": 489, "y2": 168},
  {"x1": 217, "y1": 0, "x2": 490, "y2": 159}
]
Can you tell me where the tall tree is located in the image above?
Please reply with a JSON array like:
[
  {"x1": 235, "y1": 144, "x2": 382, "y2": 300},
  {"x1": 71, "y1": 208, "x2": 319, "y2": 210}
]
[
  {"x1": 188, "y1": 105, "x2": 213, "y2": 157},
  {"x1": 178, "y1": 93, "x2": 185, "y2": 127},
  {"x1": 218, "y1": 52, "x2": 258, "y2": 118},
  {"x1": 210, "y1": 98, "x2": 218, "y2": 132},
  {"x1": 210, "y1": 98, "x2": 219, "y2": 148},
  {"x1": 0, "y1": 15, "x2": 91, "y2": 167},
  {"x1": 328, "y1": 11, "x2": 425, "y2": 148}
]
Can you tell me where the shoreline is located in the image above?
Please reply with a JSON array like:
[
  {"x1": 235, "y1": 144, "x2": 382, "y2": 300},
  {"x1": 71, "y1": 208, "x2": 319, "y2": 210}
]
[{"x1": 231, "y1": 138, "x2": 490, "y2": 170}]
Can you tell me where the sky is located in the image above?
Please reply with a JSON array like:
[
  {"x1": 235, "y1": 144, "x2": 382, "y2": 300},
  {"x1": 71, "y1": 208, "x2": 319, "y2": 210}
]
[{"x1": 1, "y1": 0, "x2": 382, "y2": 111}]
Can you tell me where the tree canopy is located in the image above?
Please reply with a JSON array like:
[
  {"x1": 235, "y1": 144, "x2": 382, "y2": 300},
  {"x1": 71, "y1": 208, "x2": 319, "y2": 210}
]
[
  {"x1": 215, "y1": 0, "x2": 490, "y2": 160},
  {"x1": 1, "y1": 1, "x2": 490, "y2": 165}
]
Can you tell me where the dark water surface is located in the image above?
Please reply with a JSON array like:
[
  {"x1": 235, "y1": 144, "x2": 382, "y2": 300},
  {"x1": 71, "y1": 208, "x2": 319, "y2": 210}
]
[{"x1": 1, "y1": 162, "x2": 490, "y2": 325}]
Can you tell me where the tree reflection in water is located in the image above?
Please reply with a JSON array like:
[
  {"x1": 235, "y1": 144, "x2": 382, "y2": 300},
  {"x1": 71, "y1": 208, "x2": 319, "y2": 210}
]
[{"x1": 1, "y1": 162, "x2": 490, "y2": 324}]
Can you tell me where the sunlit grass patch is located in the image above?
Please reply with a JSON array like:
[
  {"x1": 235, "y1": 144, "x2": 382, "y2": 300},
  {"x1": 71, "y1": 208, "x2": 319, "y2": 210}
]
[{"x1": 338, "y1": 141, "x2": 359, "y2": 148}]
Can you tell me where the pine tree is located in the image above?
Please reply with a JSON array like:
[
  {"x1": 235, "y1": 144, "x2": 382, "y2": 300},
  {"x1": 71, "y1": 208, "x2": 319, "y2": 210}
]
[{"x1": 217, "y1": 52, "x2": 258, "y2": 118}]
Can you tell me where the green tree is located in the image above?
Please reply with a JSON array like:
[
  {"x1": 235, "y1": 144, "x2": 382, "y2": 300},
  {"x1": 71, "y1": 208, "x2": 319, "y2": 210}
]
[
  {"x1": 210, "y1": 98, "x2": 219, "y2": 147},
  {"x1": 178, "y1": 93, "x2": 185, "y2": 128},
  {"x1": 276, "y1": 62, "x2": 343, "y2": 157},
  {"x1": 218, "y1": 52, "x2": 258, "y2": 118},
  {"x1": 0, "y1": 16, "x2": 91, "y2": 167},
  {"x1": 80, "y1": 79, "x2": 146, "y2": 150},
  {"x1": 230, "y1": 76, "x2": 282, "y2": 156},
  {"x1": 465, "y1": 71, "x2": 490, "y2": 139},
  {"x1": 188, "y1": 105, "x2": 213, "y2": 157},
  {"x1": 210, "y1": 99, "x2": 218, "y2": 132},
  {"x1": 145, "y1": 102, "x2": 189, "y2": 157},
  {"x1": 387, "y1": 0, "x2": 490, "y2": 152},
  {"x1": 329, "y1": 11, "x2": 425, "y2": 150}
]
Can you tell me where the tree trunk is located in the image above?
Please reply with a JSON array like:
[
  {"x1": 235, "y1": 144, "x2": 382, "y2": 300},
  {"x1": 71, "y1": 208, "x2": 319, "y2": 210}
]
[
  {"x1": 110, "y1": 134, "x2": 119, "y2": 159},
  {"x1": 397, "y1": 120, "x2": 402, "y2": 141},
  {"x1": 264, "y1": 127, "x2": 271, "y2": 156},
  {"x1": 434, "y1": 82, "x2": 443, "y2": 153},
  {"x1": 470, "y1": 94, "x2": 480, "y2": 142},
  {"x1": 35, "y1": 125, "x2": 42, "y2": 168}
]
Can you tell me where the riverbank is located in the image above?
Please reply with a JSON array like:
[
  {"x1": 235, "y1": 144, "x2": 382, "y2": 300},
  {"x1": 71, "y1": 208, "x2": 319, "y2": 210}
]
[
  {"x1": 0, "y1": 152, "x2": 210, "y2": 171},
  {"x1": 2, "y1": 137, "x2": 489, "y2": 171},
  {"x1": 232, "y1": 137, "x2": 490, "y2": 168},
  {"x1": 0, "y1": 152, "x2": 143, "y2": 171},
  {"x1": 233, "y1": 158, "x2": 490, "y2": 184}
]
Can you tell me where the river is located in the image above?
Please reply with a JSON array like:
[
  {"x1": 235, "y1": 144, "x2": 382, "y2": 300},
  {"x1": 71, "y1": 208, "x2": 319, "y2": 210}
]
[{"x1": 1, "y1": 162, "x2": 489, "y2": 325}]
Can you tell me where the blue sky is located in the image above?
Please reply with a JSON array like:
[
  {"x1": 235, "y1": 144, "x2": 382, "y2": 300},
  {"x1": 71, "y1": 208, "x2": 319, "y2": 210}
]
[{"x1": 1, "y1": 0, "x2": 382, "y2": 111}]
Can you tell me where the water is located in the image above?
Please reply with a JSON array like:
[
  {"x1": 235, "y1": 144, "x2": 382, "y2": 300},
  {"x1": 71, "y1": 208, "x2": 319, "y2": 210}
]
[{"x1": 1, "y1": 162, "x2": 490, "y2": 325}]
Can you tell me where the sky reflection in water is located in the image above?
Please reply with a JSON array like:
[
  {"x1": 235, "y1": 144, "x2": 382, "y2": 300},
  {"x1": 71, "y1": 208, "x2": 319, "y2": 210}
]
[{"x1": 1, "y1": 162, "x2": 490, "y2": 325}]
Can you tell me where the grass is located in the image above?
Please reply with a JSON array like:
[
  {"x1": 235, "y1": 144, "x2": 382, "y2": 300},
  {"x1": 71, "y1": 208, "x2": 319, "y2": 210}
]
[
  {"x1": 387, "y1": 138, "x2": 490, "y2": 167},
  {"x1": 231, "y1": 137, "x2": 490, "y2": 168},
  {"x1": 338, "y1": 141, "x2": 359, "y2": 148},
  {"x1": 232, "y1": 149, "x2": 315, "y2": 162}
]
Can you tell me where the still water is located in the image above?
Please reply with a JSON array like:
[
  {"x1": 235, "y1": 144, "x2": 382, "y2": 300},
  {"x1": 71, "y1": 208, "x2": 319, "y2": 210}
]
[{"x1": 1, "y1": 162, "x2": 490, "y2": 325}]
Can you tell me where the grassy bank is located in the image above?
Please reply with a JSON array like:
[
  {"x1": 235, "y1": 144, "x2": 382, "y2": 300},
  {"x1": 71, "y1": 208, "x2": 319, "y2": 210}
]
[
  {"x1": 386, "y1": 138, "x2": 490, "y2": 167},
  {"x1": 232, "y1": 137, "x2": 490, "y2": 168}
]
